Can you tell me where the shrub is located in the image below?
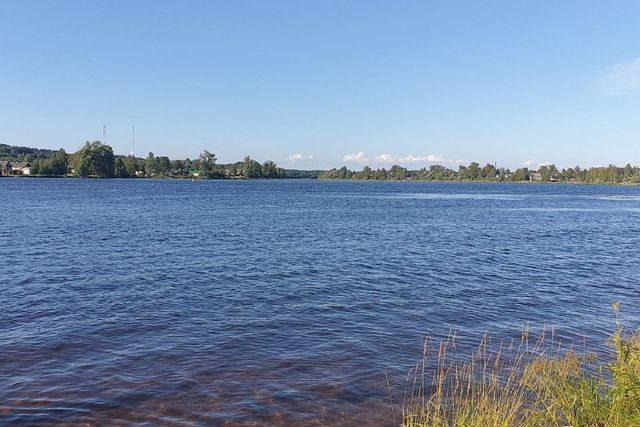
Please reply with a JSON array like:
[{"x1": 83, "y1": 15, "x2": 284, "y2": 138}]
[{"x1": 400, "y1": 305, "x2": 639, "y2": 426}]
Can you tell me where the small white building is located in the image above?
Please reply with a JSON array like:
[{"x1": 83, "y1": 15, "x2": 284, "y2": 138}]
[{"x1": 12, "y1": 162, "x2": 32, "y2": 175}]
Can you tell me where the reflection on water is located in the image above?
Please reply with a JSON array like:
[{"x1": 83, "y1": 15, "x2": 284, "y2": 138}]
[{"x1": 1, "y1": 180, "x2": 639, "y2": 425}]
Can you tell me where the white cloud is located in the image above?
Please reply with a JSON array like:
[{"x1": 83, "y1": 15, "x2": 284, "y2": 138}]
[
  {"x1": 344, "y1": 152, "x2": 449, "y2": 165},
  {"x1": 370, "y1": 153, "x2": 444, "y2": 164},
  {"x1": 523, "y1": 160, "x2": 552, "y2": 168},
  {"x1": 373, "y1": 153, "x2": 395, "y2": 163},
  {"x1": 450, "y1": 159, "x2": 468, "y2": 165},
  {"x1": 400, "y1": 154, "x2": 444, "y2": 163},
  {"x1": 597, "y1": 57, "x2": 640, "y2": 96},
  {"x1": 288, "y1": 153, "x2": 313, "y2": 162},
  {"x1": 343, "y1": 151, "x2": 369, "y2": 163}
]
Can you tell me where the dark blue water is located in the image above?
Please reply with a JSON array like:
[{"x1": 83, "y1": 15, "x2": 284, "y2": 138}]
[{"x1": 1, "y1": 179, "x2": 639, "y2": 425}]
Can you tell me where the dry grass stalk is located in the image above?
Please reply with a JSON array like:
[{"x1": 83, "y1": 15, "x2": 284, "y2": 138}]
[{"x1": 401, "y1": 305, "x2": 640, "y2": 427}]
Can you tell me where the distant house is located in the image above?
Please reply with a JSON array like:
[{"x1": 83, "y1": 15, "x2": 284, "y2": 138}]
[
  {"x1": 12, "y1": 162, "x2": 32, "y2": 175},
  {"x1": 0, "y1": 161, "x2": 12, "y2": 176},
  {"x1": 530, "y1": 172, "x2": 542, "y2": 182}
]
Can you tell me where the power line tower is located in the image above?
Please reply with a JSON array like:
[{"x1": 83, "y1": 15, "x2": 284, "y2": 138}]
[
  {"x1": 103, "y1": 124, "x2": 107, "y2": 144},
  {"x1": 132, "y1": 125, "x2": 135, "y2": 156}
]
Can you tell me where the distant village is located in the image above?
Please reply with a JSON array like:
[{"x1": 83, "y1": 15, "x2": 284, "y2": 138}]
[{"x1": 0, "y1": 161, "x2": 34, "y2": 176}]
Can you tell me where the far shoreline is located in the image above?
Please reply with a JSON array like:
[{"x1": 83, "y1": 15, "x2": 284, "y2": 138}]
[{"x1": 2, "y1": 174, "x2": 640, "y2": 187}]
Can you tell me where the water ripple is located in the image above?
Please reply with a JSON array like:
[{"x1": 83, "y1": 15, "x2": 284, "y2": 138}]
[{"x1": 1, "y1": 179, "x2": 639, "y2": 424}]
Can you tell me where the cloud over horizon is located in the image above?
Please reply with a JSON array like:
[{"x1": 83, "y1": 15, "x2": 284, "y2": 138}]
[
  {"x1": 288, "y1": 153, "x2": 314, "y2": 162},
  {"x1": 343, "y1": 152, "x2": 446, "y2": 165},
  {"x1": 342, "y1": 152, "x2": 369, "y2": 163},
  {"x1": 523, "y1": 160, "x2": 553, "y2": 168},
  {"x1": 375, "y1": 153, "x2": 444, "y2": 163},
  {"x1": 597, "y1": 57, "x2": 640, "y2": 96}
]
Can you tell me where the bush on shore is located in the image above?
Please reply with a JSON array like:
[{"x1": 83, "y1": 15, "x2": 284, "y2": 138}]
[{"x1": 400, "y1": 305, "x2": 640, "y2": 427}]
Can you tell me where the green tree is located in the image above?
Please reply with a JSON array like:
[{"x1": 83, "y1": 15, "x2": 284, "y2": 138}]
[
  {"x1": 51, "y1": 149, "x2": 68, "y2": 175},
  {"x1": 146, "y1": 152, "x2": 158, "y2": 175},
  {"x1": 31, "y1": 160, "x2": 42, "y2": 175},
  {"x1": 468, "y1": 162, "x2": 481, "y2": 180},
  {"x1": 157, "y1": 156, "x2": 171, "y2": 174},
  {"x1": 199, "y1": 150, "x2": 217, "y2": 177},
  {"x1": 114, "y1": 157, "x2": 128, "y2": 177},
  {"x1": 227, "y1": 163, "x2": 239, "y2": 177},
  {"x1": 170, "y1": 159, "x2": 184, "y2": 172},
  {"x1": 539, "y1": 165, "x2": 559, "y2": 182},
  {"x1": 428, "y1": 165, "x2": 453, "y2": 181},
  {"x1": 242, "y1": 156, "x2": 262, "y2": 178},
  {"x1": 262, "y1": 160, "x2": 279, "y2": 178},
  {"x1": 562, "y1": 168, "x2": 576, "y2": 181},
  {"x1": 123, "y1": 155, "x2": 138, "y2": 177},
  {"x1": 482, "y1": 163, "x2": 497, "y2": 180},
  {"x1": 39, "y1": 148, "x2": 68, "y2": 175},
  {"x1": 607, "y1": 165, "x2": 621, "y2": 183},
  {"x1": 389, "y1": 165, "x2": 407, "y2": 180},
  {"x1": 74, "y1": 141, "x2": 115, "y2": 177}
]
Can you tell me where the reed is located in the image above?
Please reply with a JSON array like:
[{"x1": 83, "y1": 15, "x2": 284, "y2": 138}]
[{"x1": 400, "y1": 304, "x2": 639, "y2": 426}]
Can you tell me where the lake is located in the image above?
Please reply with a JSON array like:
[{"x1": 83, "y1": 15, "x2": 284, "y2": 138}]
[{"x1": 1, "y1": 179, "x2": 639, "y2": 425}]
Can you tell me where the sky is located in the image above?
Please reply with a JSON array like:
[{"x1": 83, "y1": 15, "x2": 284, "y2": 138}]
[{"x1": 1, "y1": 1, "x2": 640, "y2": 170}]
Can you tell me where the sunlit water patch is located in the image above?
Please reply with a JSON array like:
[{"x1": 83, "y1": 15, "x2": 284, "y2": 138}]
[{"x1": 592, "y1": 195, "x2": 640, "y2": 201}]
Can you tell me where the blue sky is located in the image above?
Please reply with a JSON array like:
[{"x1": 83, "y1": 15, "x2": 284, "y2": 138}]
[{"x1": 1, "y1": 1, "x2": 639, "y2": 169}]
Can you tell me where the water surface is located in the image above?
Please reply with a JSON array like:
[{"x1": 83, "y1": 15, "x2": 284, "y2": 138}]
[{"x1": 1, "y1": 179, "x2": 639, "y2": 425}]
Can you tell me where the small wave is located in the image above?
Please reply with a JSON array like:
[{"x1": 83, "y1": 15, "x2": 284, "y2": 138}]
[
  {"x1": 505, "y1": 208, "x2": 610, "y2": 212},
  {"x1": 593, "y1": 195, "x2": 640, "y2": 201},
  {"x1": 384, "y1": 193, "x2": 524, "y2": 200}
]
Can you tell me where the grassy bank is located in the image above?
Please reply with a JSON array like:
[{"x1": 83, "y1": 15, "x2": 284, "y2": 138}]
[{"x1": 400, "y1": 305, "x2": 639, "y2": 426}]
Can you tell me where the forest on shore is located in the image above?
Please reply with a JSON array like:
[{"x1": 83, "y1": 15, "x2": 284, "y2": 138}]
[
  {"x1": 0, "y1": 142, "x2": 321, "y2": 179},
  {"x1": 2, "y1": 142, "x2": 640, "y2": 184},
  {"x1": 320, "y1": 162, "x2": 640, "y2": 184}
]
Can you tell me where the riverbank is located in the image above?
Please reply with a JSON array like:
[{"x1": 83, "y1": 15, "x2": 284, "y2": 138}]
[
  {"x1": 400, "y1": 312, "x2": 640, "y2": 427},
  {"x1": 4, "y1": 174, "x2": 640, "y2": 186}
]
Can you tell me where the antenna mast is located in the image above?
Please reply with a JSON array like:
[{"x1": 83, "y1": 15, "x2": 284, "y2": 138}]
[
  {"x1": 132, "y1": 125, "x2": 135, "y2": 156},
  {"x1": 103, "y1": 124, "x2": 107, "y2": 144}
]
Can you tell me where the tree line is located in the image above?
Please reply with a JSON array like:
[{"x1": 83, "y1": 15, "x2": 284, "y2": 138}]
[
  {"x1": 320, "y1": 162, "x2": 640, "y2": 184},
  {"x1": 1, "y1": 142, "x2": 320, "y2": 179},
  {"x1": 3, "y1": 142, "x2": 640, "y2": 184}
]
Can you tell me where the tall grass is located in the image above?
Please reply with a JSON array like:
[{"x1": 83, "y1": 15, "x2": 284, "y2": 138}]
[{"x1": 401, "y1": 305, "x2": 640, "y2": 426}]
